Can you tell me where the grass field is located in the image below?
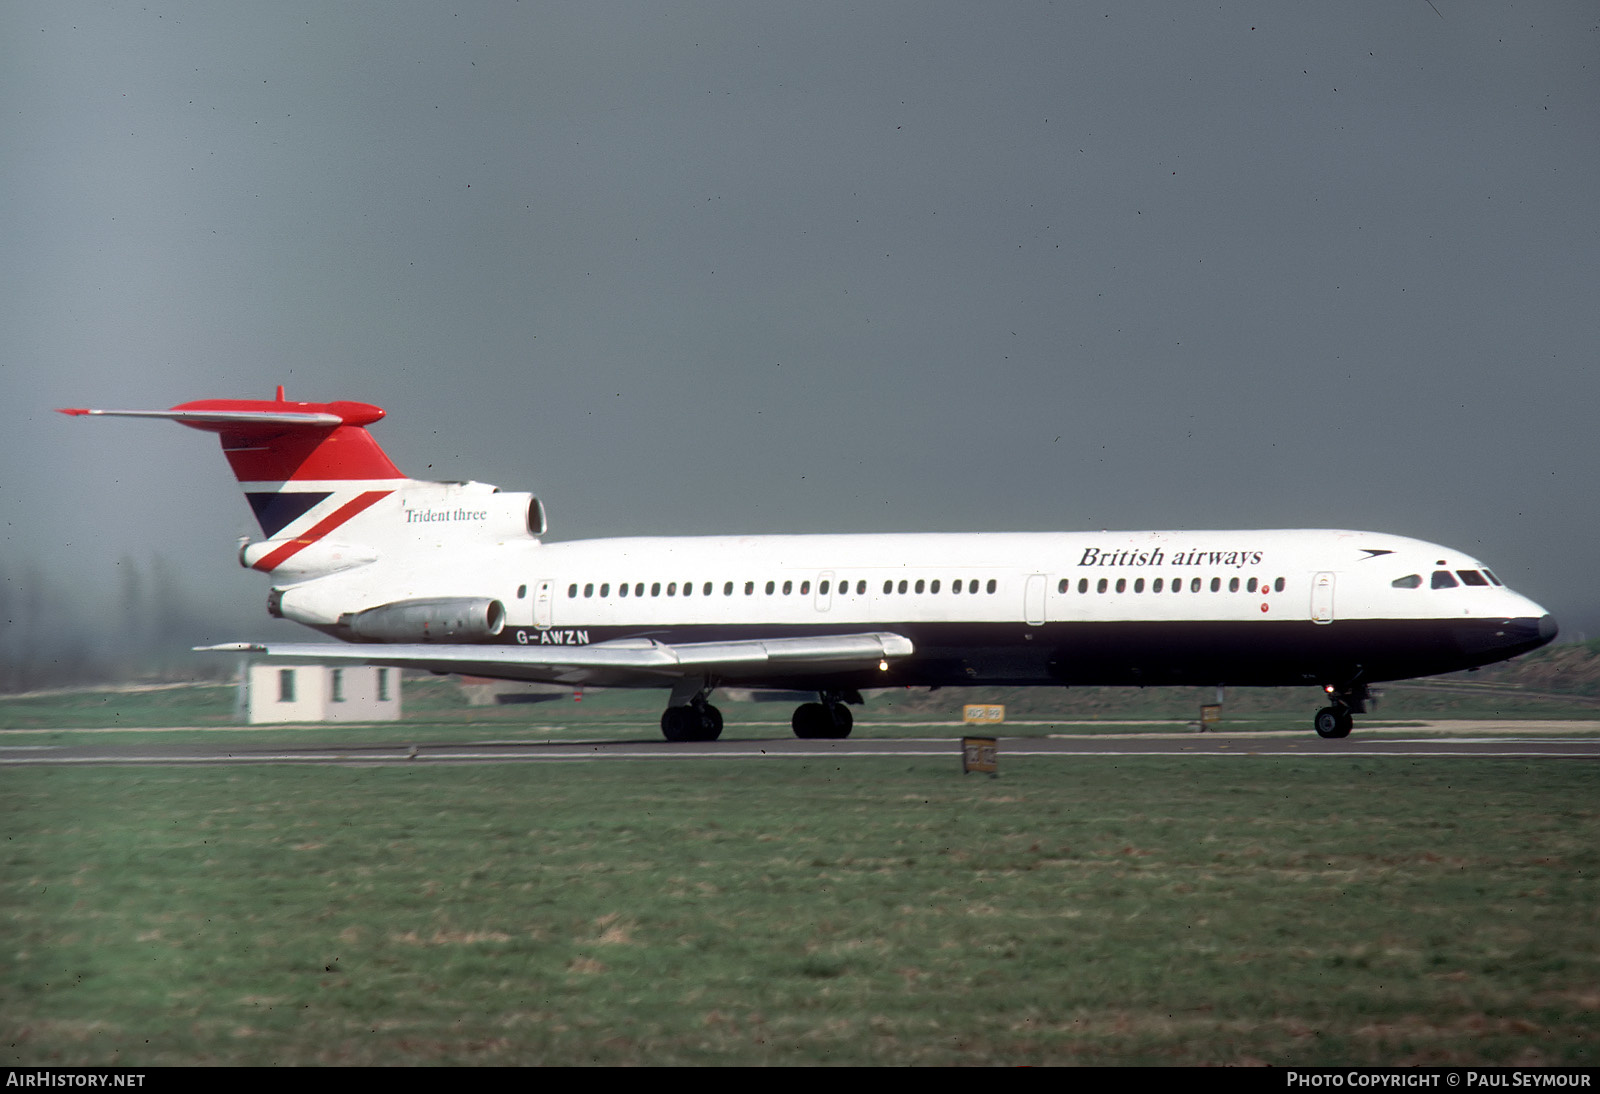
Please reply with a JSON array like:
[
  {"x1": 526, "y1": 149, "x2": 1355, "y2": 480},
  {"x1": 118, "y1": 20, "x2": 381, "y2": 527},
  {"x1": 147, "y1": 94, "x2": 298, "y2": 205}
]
[{"x1": 3, "y1": 755, "x2": 1597, "y2": 1066}]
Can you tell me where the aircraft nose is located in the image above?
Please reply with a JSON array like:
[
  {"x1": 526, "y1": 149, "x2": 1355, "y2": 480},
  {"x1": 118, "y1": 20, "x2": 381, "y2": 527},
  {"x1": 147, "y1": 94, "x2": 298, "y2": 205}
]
[{"x1": 1539, "y1": 613, "x2": 1559, "y2": 643}]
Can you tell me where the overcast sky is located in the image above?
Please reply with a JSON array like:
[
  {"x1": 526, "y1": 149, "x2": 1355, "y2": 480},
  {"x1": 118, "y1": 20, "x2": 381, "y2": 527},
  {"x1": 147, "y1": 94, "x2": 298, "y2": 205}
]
[{"x1": 4, "y1": 2, "x2": 1598, "y2": 668}]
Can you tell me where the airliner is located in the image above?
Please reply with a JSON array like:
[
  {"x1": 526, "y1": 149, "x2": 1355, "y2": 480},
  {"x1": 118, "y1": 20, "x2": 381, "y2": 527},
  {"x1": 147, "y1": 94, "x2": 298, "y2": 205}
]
[{"x1": 61, "y1": 391, "x2": 1558, "y2": 741}]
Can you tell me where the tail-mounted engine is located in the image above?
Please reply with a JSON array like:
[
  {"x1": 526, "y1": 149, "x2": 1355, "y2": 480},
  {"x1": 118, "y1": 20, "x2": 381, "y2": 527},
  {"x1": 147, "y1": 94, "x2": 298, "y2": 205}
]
[{"x1": 340, "y1": 597, "x2": 507, "y2": 642}]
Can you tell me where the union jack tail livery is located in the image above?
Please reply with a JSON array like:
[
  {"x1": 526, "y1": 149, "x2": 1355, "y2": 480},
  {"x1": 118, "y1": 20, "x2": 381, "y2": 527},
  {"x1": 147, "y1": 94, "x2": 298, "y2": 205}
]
[{"x1": 59, "y1": 388, "x2": 544, "y2": 633}]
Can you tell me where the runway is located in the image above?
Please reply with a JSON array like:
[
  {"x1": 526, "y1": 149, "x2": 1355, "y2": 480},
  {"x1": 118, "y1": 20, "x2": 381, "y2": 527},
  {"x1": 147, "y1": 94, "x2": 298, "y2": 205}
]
[{"x1": 5, "y1": 725, "x2": 1600, "y2": 767}]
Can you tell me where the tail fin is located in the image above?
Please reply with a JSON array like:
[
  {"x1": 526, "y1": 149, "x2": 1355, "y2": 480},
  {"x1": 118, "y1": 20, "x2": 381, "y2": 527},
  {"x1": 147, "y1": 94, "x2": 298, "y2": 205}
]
[{"x1": 60, "y1": 389, "x2": 408, "y2": 575}]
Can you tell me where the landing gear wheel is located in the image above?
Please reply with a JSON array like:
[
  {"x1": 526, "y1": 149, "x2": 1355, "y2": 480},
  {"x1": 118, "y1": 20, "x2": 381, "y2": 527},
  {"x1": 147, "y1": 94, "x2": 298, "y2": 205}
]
[
  {"x1": 662, "y1": 706, "x2": 697, "y2": 742},
  {"x1": 828, "y1": 703, "x2": 853, "y2": 738},
  {"x1": 792, "y1": 702, "x2": 829, "y2": 739},
  {"x1": 699, "y1": 704, "x2": 723, "y2": 741},
  {"x1": 661, "y1": 704, "x2": 723, "y2": 742},
  {"x1": 1314, "y1": 706, "x2": 1353, "y2": 739},
  {"x1": 791, "y1": 701, "x2": 853, "y2": 739}
]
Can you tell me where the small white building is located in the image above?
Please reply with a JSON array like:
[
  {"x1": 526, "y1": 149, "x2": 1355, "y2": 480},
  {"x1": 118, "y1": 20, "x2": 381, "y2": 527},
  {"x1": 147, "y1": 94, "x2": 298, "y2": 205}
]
[{"x1": 247, "y1": 664, "x2": 401, "y2": 724}]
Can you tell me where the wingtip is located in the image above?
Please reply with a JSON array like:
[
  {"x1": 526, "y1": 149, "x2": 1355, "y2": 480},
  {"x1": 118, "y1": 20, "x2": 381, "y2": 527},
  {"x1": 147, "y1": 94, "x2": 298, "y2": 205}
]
[{"x1": 57, "y1": 407, "x2": 91, "y2": 416}]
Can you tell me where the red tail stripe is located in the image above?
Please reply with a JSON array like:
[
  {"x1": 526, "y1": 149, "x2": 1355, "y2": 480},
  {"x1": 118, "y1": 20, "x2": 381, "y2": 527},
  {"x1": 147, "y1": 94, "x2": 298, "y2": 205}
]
[{"x1": 251, "y1": 490, "x2": 393, "y2": 572}]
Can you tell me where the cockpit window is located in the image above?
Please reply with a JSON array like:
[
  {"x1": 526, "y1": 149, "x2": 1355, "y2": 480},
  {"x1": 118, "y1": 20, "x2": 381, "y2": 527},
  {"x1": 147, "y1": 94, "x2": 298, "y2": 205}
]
[
  {"x1": 1482, "y1": 569, "x2": 1502, "y2": 586},
  {"x1": 1391, "y1": 574, "x2": 1422, "y2": 589},
  {"x1": 1431, "y1": 571, "x2": 1459, "y2": 589},
  {"x1": 1457, "y1": 570, "x2": 1489, "y2": 587}
]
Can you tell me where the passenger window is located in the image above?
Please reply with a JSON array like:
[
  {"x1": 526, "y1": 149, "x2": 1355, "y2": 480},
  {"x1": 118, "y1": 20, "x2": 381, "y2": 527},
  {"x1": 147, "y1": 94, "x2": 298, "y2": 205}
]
[
  {"x1": 1191, "y1": 577, "x2": 1201, "y2": 593},
  {"x1": 682, "y1": 581, "x2": 692, "y2": 596},
  {"x1": 914, "y1": 579, "x2": 925, "y2": 594},
  {"x1": 584, "y1": 583, "x2": 594, "y2": 598},
  {"x1": 1133, "y1": 578, "x2": 1144, "y2": 593},
  {"x1": 783, "y1": 580, "x2": 793, "y2": 595},
  {"x1": 1392, "y1": 575, "x2": 1422, "y2": 589},
  {"x1": 930, "y1": 579, "x2": 940, "y2": 594},
  {"x1": 1247, "y1": 578, "x2": 1257, "y2": 593},
  {"x1": 1097, "y1": 578, "x2": 1108, "y2": 594},
  {"x1": 667, "y1": 582, "x2": 677, "y2": 596},
  {"x1": 704, "y1": 582, "x2": 713, "y2": 596},
  {"x1": 969, "y1": 580, "x2": 979, "y2": 594},
  {"x1": 799, "y1": 580, "x2": 809, "y2": 595},
  {"x1": 1431, "y1": 571, "x2": 1459, "y2": 589},
  {"x1": 1275, "y1": 577, "x2": 1285, "y2": 592},
  {"x1": 898, "y1": 580, "x2": 908, "y2": 594},
  {"x1": 635, "y1": 583, "x2": 645, "y2": 597},
  {"x1": 620, "y1": 582, "x2": 630, "y2": 597},
  {"x1": 600, "y1": 583, "x2": 610, "y2": 597},
  {"x1": 1115, "y1": 578, "x2": 1126, "y2": 593},
  {"x1": 651, "y1": 582, "x2": 662, "y2": 597},
  {"x1": 953, "y1": 579, "x2": 962, "y2": 594},
  {"x1": 567, "y1": 584, "x2": 578, "y2": 598},
  {"x1": 820, "y1": 580, "x2": 830, "y2": 595},
  {"x1": 1457, "y1": 570, "x2": 1489, "y2": 587},
  {"x1": 857, "y1": 580, "x2": 867, "y2": 595},
  {"x1": 1228, "y1": 577, "x2": 1239, "y2": 593},
  {"x1": 1153, "y1": 578, "x2": 1163, "y2": 593},
  {"x1": 1058, "y1": 578, "x2": 1068, "y2": 594},
  {"x1": 884, "y1": 580, "x2": 894, "y2": 595},
  {"x1": 724, "y1": 581, "x2": 733, "y2": 596},
  {"x1": 987, "y1": 579, "x2": 997, "y2": 594},
  {"x1": 765, "y1": 581, "x2": 776, "y2": 595},
  {"x1": 1210, "y1": 577, "x2": 1221, "y2": 593},
  {"x1": 744, "y1": 581, "x2": 755, "y2": 595},
  {"x1": 517, "y1": 585, "x2": 527, "y2": 599}
]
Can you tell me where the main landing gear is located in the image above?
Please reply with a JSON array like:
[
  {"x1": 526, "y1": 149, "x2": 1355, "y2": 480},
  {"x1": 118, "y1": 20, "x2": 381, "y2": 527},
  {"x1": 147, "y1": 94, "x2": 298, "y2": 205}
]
[
  {"x1": 1313, "y1": 682, "x2": 1369, "y2": 739},
  {"x1": 661, "y1": 702, "x2": 723, "y2": 742},
  {"x1": 657, "y1": 682, "x2": 862, "y2": 742},
  {"x1": 791, "y1": 689, "x2": 859, "y2": 739},
  {"x1": 660, "y1": 677, "x2": 723, "y2": 742}
]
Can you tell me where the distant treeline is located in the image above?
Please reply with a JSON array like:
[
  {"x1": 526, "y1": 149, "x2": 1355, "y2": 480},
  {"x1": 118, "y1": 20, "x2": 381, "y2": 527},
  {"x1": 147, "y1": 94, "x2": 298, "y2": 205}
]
[{"x1": 0, "y1": 555, "x2": 236, "y2": 692}]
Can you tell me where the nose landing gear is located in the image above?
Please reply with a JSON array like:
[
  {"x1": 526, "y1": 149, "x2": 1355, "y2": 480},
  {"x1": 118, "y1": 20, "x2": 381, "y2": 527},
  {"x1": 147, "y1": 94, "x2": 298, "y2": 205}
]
[{"x1": 1313, "y1": 682, "x2": 1368, "y2": 739}]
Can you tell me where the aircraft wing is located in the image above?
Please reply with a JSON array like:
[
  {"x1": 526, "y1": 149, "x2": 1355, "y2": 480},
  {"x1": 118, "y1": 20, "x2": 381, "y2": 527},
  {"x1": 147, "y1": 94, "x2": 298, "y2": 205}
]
[{"x1": 201, "y1": 631, "x2": 915, "y2": 688}]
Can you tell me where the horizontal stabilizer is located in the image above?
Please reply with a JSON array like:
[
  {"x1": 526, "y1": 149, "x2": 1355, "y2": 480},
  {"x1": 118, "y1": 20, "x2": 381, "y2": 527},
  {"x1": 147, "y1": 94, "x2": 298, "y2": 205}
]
[{"x1": 59, "y1": 407, "x2": 344, "y2": 428}]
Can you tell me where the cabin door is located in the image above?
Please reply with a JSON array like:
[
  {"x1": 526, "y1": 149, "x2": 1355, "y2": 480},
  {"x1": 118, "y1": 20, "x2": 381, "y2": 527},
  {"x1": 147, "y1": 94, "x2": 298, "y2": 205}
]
[
  {"x1": 1024, "y1": 574, "x2": 1047, "y2": 626},
  {"x1": 534, "y1": 580, "x2": 554, "y2": 628},
  {"x1": 1311, "y1": 572, "x2": 1335, "y2": 624}
]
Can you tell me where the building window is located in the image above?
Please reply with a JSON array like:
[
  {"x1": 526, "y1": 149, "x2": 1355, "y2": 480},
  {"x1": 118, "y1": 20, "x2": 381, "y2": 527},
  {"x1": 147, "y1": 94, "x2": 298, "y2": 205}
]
[
  {"x1": 278, "y1": 669, "x2": 296, "y2": 703},
  {"x1": 376, "y1": 668, "x2": 390, "y2": 702},
  {"x1": 331, "y1": 669, "x2": 345, "y2": 703}
]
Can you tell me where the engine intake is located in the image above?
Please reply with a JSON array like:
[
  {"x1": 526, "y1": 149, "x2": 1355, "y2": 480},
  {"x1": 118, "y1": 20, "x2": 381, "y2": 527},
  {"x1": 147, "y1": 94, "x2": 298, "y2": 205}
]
[{"x1": 342, "y1": 597, "x2": 506, "y2": 643}]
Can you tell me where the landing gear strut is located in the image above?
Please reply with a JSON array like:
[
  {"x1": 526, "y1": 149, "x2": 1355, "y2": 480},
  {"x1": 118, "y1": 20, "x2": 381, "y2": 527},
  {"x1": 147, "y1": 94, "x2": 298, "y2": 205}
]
[
  {"x1": 791, "y1": 689, "x2": 858, "y2": 739},
  {"x1": 1313, "y1": 682, "x2": 1368, "y2": 739},
  {"x1": 660, "y1": 677, "x2": 723, "y2": 742}
]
